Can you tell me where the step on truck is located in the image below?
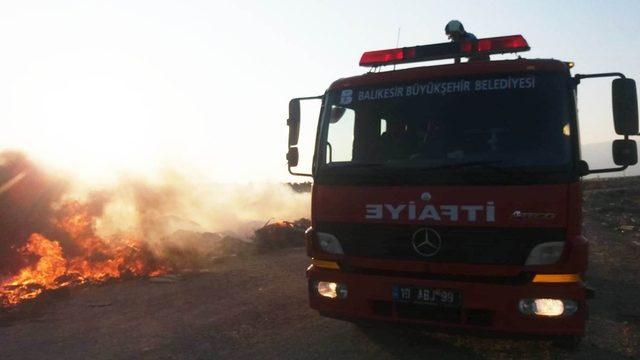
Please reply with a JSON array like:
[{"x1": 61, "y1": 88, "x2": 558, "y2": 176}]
[{"x1": 285, "y1": 28, "x2": 639, "y2": 345}]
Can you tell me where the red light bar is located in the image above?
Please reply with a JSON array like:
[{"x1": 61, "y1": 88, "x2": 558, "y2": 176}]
[
  {"x1": 359, "y1": 47, "x2": 416, "y2": 67},
  {"x1": 359, "y1": 34, "x2": 530, "y2": 67},
  {"x1": 461, "y1": 35, "x2": 529, "y2": 55}
]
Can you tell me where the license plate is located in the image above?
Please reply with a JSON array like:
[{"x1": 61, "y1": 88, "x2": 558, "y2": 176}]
[{"x1": 392, "y1": 285, "x2": 461, "y2": 307}]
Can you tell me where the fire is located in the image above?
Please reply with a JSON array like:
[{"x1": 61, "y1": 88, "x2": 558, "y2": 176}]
[
  {"x1": 1, "y1": 200, "x2": 169, "y2": 307},
  {"x1": 0, "y1": 152, "x2": 310, "y2": 308}
]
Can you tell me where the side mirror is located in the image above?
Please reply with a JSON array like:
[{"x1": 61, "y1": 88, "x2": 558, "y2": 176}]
[
  {"x1": 576, "y1": 160, "x2": 590, "y2": 176},
  {"x1": 612, "y1": 78, "x2": 639, "y2": 135},
  {"x1": 330, "y1": 106, "x2": 346, "y2": 124},
  {"x1": 286, "y1": 147, "x2": 299, "y2": 167},
  {"x1": 288, "y1": 99, "x2": 301, "y2": 146},
  {"x1": 613, "y1": 139, "x2": 637, "y2": 166}
]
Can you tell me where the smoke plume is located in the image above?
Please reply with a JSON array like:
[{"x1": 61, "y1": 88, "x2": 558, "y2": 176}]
[{"x1": 0, "y1": 151, "x2": 310, "y2": 306}]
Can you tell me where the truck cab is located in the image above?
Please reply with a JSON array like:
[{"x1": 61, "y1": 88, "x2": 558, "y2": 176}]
[{"x1": 286, "y1": 34, "x2": 639, "y2": 343}]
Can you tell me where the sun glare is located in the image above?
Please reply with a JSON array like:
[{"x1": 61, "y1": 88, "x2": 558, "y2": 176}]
[{"x1": 1, "y1": 51, "x2": 190, "y2": 184}]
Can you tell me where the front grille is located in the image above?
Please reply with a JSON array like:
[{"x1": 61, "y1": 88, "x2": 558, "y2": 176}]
[{"x1": 317, "y1": 222, "x2": 565, "y2": 265}]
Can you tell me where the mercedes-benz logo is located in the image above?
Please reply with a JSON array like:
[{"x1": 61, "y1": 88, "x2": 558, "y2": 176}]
[{"x1": 411, "y1": 227, "x2": 442, "y2": 257}]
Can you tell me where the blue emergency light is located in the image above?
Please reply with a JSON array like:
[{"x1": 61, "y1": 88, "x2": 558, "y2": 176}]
[{"x1": 359, "y1": 35, "x2": 530, "y2": 67}]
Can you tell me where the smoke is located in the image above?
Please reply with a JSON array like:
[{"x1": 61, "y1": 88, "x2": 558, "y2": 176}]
[
  {"x1": 88, "y1": 172, "x2": 310, "y2": 240},
  {"x1": 0, "y1": 151, "x2": 68, "y2": 275},
  {"x1": 0, "y1": 150, "x2": 310, "y2": 278}
]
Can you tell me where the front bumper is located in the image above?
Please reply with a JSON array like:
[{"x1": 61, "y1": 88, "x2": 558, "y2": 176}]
[{"x1": 307, "y1": 266, "x2": 587, "y2": 336}]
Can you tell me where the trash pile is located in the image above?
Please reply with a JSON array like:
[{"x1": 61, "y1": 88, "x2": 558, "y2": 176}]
[
  {"x1": 159, "y1": 230, "x2": 256, "y2": 270},
  {"x1": 120, "y1": 217, "x2": 312, "y2": 273},
  {"x1": 160, "y1": 217, "x2": 312, "y2": 264},
  {"x1": 252, "y1": 219, "x2": 310, "y2": 253}
]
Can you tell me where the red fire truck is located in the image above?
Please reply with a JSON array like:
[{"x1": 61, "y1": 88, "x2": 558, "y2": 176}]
[{"x1": 286, "y1": 33, "x2": 638, "y2": 345}]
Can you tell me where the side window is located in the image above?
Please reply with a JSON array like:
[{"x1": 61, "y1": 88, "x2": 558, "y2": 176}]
[{"x1": 326, "y1": 106, "x2": 355, "y2": 163}]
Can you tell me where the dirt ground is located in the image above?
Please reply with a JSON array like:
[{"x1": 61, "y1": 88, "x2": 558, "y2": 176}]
[{"x1": 1, "y1": 179, "x2": 640, "y2": 359}]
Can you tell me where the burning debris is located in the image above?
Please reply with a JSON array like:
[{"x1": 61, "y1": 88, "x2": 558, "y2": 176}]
[
  {"x1": 1, "y1": 199, "x2": 167, "y2": 307},
  {"x1": 158, "y1": 230, "x2": 255, "y2": 270},
  {"x1": 252, "y1": 219, "x2": 310, "y2": 253},
  {"x1": 0, "y1": 151, "x2": 310, "y2": 308}
]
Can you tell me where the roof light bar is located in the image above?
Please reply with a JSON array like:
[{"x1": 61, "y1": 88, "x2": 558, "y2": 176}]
[
  {"x1": 462, "y1": 35, "x2": 529, "y2": 54},
  {"x1": 359, "y1": 34, "x2": 530, "y2": 67},
  {"x1": 359, "y1": 47, "x2": 416, "y2": 67}
]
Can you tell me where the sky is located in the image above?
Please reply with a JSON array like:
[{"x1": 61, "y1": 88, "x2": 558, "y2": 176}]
[{"x1": 0, "y1": 0, "x2": 638, "y2": 183}]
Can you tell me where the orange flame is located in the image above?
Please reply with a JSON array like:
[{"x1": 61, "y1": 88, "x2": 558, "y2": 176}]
[{"x1": 1, "y1": 200, "x2": 168, "y2": 307}]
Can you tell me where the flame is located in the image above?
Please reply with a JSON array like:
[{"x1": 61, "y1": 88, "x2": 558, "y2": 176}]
[{"x1": 1, "y1": 200, "x2": 168, "y2": 307}]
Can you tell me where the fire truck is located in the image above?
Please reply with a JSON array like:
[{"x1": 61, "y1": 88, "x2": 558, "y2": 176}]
[{"x1": 286, "y1": 31, "x2": 638, "y2": 346}]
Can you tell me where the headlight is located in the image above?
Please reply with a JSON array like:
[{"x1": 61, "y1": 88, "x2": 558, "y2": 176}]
[
  {"x1": 317, "y1": 232, "x2": 344, "y2": 255},
  {"x1": 316, "y1": 281, "x2": 348, "y2": 299},
  {"x1": 518, "y1": 299, "x2": 578, "y2": 317},
  {"x1": 525, "y1": 241, "x2": 565, "y2": 265}
]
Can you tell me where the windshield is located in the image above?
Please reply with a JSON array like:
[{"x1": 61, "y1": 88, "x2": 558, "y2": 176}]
[{"x1": 319, "y1": 72, "x2": 572, "y2": 175}]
